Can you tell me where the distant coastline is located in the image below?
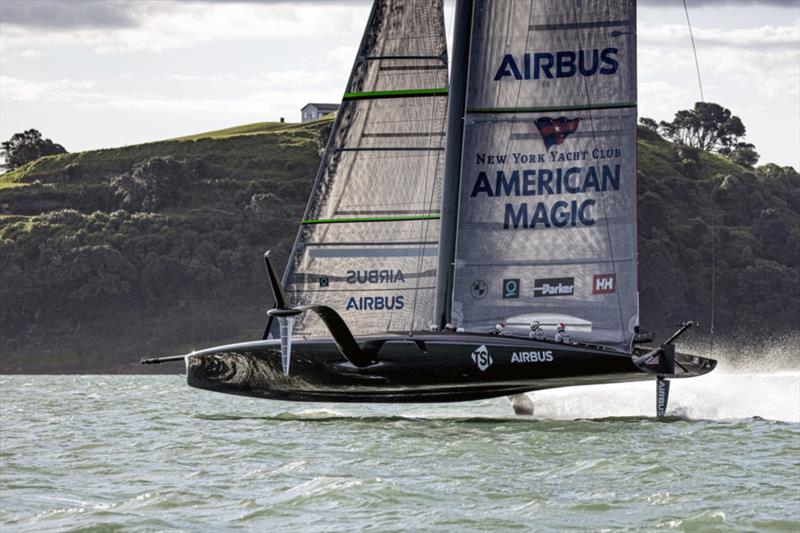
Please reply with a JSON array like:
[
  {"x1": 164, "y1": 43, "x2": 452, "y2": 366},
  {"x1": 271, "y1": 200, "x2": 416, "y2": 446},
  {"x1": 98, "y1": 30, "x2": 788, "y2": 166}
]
[{"x1": 1, "y1": 120, "x2": 797, "y2": 373}]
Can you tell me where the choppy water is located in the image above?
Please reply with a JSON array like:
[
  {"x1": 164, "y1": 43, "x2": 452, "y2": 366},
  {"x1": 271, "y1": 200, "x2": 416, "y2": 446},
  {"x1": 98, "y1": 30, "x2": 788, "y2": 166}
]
[{"x1": 1, "y1": 365, "x2": 799, "y2": 532}]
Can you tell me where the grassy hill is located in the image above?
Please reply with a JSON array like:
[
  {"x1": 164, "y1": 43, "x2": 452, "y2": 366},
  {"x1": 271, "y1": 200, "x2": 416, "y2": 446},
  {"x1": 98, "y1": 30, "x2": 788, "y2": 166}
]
[{"x1": 1, "y1": 120, "x2": 797, "y2": 372}]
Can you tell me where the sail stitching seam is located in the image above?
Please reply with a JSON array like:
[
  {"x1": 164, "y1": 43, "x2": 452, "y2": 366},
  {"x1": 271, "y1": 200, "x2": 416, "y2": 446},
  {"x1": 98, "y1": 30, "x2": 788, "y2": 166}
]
[
  {"x1": 302, "y1": 215, "x2": 442, "y2": 225},
  {"x1": 570, "y1": 0, "x2": 628, "y2": 341}
]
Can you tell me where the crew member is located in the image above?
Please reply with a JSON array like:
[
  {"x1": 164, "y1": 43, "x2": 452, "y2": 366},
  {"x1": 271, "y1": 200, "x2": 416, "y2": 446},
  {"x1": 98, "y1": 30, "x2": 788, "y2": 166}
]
[
  {"x1": 529, "y1": 320, "x2": 544, "y2": 341},
  {"x1": 554, "y1": 323, "x2": 570, "y2": 344}
]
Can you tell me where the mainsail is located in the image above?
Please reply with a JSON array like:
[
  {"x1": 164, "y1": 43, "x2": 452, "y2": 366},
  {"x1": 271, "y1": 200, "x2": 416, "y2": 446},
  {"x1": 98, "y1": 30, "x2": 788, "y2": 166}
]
[
  {"x1": 283, "y1": 0, "x2": 449, "y2": 337},
  {"x1": 447, "y1": 0, "x2": 639, "y2": 350}
]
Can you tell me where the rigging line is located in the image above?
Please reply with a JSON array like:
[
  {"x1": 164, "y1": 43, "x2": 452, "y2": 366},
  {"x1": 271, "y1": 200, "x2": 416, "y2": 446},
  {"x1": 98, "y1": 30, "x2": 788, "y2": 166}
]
[
  {"x1": 570, "y1": 0, "x2": 627, "y2": 339},
  {"x1": 684, "y1": 0, "x2": 715, "y2": 355},
  {"x1": 710, "y1": 186, "x2": 716, "y2": 357},
  {"x1": 683, "y1": 0, "x2": 705, "y2": 103}
]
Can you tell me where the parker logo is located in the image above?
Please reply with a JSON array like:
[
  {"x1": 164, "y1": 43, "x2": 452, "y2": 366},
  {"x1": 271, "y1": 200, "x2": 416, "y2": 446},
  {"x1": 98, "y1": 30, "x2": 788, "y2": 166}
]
[
  {"x1": 533, "y1": 277, "x2": 575, "y2": 297},
  {"x1": 592, "y1": 273, "x2": 616, "y2": 294},
  {"x1": 471, "y1": 345, "x2": 493, "y2": 371}
]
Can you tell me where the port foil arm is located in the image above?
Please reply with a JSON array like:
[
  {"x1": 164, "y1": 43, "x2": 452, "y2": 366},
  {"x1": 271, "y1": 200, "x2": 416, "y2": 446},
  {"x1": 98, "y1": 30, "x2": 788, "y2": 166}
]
[{"x1": 263, "y1": 251, "x2": 375, "y2": 373}]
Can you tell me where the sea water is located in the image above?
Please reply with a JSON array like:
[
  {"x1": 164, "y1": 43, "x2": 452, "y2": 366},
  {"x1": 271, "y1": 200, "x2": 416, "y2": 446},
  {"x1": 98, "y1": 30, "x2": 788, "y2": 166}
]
[{"x1": 1, "y1": 355, "x2": 798, "y2": 531}]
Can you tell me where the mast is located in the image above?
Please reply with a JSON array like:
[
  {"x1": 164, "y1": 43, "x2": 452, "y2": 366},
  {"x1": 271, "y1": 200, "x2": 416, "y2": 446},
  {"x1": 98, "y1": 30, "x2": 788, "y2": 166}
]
[{"x1": 434, "y1": 0, "x2": 473, "y2": 329}]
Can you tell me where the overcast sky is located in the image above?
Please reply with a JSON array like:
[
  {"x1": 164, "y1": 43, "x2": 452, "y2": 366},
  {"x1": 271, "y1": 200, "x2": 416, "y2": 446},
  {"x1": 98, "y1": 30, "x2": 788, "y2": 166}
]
[{"x1": 1, "y1": 0, "x2": 798, "y2": 168}]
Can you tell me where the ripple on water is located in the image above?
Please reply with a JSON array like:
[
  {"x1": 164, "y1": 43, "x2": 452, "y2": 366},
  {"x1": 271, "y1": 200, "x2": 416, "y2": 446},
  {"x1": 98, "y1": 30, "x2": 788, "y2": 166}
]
[{"x1": 0, "y1": 375, "x2": 798, "y2": 532}]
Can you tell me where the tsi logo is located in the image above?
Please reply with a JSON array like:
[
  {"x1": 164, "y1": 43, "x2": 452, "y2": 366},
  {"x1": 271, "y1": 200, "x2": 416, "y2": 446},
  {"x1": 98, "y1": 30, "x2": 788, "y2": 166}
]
[
  {"x1": 592, "y1": 273, "x2": 616, "y2": 294},
  {"x1": 471, "y1": 345, "x2": 493, "y2": 371}
]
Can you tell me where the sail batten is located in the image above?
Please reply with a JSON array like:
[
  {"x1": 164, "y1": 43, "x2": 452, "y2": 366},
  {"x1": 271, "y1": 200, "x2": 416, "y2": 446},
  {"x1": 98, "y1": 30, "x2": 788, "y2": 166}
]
[
  {"x1": 467, "y1": 102, "x2": 636, "y2": 114},
  {"x1": 302, "y1": 215, "x2": 441, "y2": 225},
  {"x1": 342, "y1": 88, "x2": 448, "y2": 100}
]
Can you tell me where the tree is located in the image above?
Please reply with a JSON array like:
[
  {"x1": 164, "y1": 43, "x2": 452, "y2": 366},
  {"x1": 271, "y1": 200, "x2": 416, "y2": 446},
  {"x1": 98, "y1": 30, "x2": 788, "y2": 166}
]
[
  {"x1": 721, "y1": 141, "x2": 760, "y2": 167},
  {"x1": 659, "y1": 102, "x2": 746, "y2": 153},
  {"x1": 639, "y1": 117, "x2": 659, "y2": 132},
  {"x1": 1, "y1": 129, "x2": 67, "y2": 171},
  {"x1": 111, "y1": 157, "x2": 195, "y2": 211}
]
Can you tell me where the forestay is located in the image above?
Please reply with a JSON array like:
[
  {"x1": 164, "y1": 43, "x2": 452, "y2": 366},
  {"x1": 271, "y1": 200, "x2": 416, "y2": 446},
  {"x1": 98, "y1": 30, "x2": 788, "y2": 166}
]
[
  {"x1": 283, "y1": 0, "x2": 449, "y2": 337},
  {"x1": 450, "y1": 0, "x2": 639, "y2": 350}
]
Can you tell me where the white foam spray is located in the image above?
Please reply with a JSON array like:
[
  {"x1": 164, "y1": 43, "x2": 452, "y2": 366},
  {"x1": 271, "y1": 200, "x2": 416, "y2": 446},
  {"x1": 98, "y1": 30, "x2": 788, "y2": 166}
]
[{"x1": 531, "y1": 337, "x2": 800, "y2": 422}]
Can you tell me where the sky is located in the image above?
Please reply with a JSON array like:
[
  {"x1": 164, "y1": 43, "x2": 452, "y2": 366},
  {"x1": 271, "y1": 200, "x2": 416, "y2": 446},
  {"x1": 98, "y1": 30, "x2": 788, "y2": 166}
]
[{"x1": 1, "y1": 0, "x2": 798, "y2": 168}]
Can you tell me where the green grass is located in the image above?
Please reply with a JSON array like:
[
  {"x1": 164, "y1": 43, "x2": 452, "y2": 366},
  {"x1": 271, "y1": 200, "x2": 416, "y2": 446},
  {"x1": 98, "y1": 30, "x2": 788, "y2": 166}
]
[
  {"x1": 170, "y1": 116, "x2": 333, "y2": 141},
  {"x1": 0, "y1": 181, "x2": 29, "y2": 190},
  {"x1": 171, "y1": 121, "x2": 293, "y2": 141},
  {"x1": 0, "y1": 116, "x2": 334, "y2": 187}
]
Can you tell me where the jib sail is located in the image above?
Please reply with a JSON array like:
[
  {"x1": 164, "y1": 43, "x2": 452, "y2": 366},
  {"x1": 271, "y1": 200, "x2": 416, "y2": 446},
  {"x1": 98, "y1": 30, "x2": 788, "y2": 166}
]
[
  {"x1": 448, "y1": 0, "x2": 639, "y2": 350},
  {"x1": 282, "y1": 0, "x2": 449, "y2": 337}
]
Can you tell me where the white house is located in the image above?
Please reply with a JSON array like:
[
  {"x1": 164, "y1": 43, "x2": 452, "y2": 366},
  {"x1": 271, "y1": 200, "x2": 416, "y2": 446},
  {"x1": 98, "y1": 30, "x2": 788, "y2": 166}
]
[{"x1": 301, "y1": 103, "x2": 339, "y2": 122}]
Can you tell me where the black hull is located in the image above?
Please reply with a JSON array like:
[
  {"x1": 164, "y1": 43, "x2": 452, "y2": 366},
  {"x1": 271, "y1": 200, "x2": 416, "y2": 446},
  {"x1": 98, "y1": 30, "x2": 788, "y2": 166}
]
[{"x1": 185, "y1": 333, "x2": 716, "y2": 403}]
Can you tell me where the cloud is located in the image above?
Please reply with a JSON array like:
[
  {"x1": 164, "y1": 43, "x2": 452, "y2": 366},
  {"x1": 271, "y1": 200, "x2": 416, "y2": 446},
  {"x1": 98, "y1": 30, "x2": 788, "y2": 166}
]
[
  {"x1": 640, "y1": 22, "x2": 800, "y2": 98},
  {"x1": 1, "y1": 0, "x2": 796, "y2": 34},
  {"x1": 641, "y1": 22, "x2": 800, "y2": 50},
  {"x1": 0, "y1": 0, "x2": 368, "y2": 31},
  {"x1": 0, "y1": 76, "x2": 99, "y2": 103},
  {"x1": 0, "y1": 71, "x2": 339, "y2": 115},
  {"x1": 19, "y1": 49, "x2": 43, "y2": 58},
  {"x1": 0, "y1": 2, "x2": 367, "y2": 54},
  {"x1": 0, "y1": 0, "x2": 142, "y2": 30},
  {"x1": 640, "y1": 0, "x2": 799, "y2": 6}
]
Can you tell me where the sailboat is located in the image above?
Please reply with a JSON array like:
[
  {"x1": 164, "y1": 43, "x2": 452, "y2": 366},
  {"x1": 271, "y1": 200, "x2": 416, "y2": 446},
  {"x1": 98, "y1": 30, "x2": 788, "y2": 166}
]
[{"x1": 143, "y1": 0, "x2": 716, "y2": 416}]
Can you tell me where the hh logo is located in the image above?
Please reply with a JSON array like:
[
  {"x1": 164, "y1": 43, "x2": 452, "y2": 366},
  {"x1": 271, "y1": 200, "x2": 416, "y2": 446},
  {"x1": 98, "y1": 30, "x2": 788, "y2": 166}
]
[
  {"x1": 592, "y1": 273, "x2": 616, "y2": 294},
  {"x1": 471, "y1": 345, "x2": 493, "y2": 371}
]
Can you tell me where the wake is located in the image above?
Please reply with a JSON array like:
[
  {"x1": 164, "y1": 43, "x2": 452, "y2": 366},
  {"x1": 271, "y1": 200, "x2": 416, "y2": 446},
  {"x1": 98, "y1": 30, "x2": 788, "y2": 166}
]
[{"x1": 532, "y1": 339, "x2": 800, "y2": 422}]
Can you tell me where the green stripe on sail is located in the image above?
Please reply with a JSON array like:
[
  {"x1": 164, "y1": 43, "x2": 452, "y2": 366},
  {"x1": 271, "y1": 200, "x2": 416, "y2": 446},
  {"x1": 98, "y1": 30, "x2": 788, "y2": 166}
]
[
  {"x1": 467, "y1": 102, "x2": 637, "y2": 114},
  {"x1": 302, "y1": 214, "x2": 441, "y2": 225},
  {"x1": 342, "y1": 88, "x2": 448, "y2": 101}
]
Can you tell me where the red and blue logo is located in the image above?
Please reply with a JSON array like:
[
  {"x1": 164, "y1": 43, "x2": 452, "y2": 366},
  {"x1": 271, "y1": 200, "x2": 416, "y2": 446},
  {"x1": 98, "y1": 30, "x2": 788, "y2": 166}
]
[{"x1": 534, "y1": 116, "x2": 581, "y2": 149}]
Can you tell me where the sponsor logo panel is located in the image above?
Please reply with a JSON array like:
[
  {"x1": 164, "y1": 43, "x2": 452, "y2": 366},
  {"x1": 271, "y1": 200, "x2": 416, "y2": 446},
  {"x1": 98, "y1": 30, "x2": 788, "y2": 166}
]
[
  {"x1": 534, "y1": 117, "x2": 581, "y2": 149},
  {"x1": 503, "y1": 279, "x2": 520, "y2": 299},
  {"x1": 471, "y1": 345, "x2": 493, "y2": 371},
  {"x1": 345, "y1": 295, "x2": 404, "y2": 311},
  {"x1": 511, "y1": 351, "x2": 554, "y2": 363},
  {"x1": 346, "y1": 269, "x2": 405, "y2": 284},
  {"x1": 592, "y1": 273, "x2": 616, "y2": 294},
  {"x1": 533, "y1": 277, "x2": 575, "y2": 297},
  {"x1": 471, "y1": 279, "x2": 488, "y2": 300},
  {"x1": 493, "y1": 48, "x2": 620, "y2": 82}
]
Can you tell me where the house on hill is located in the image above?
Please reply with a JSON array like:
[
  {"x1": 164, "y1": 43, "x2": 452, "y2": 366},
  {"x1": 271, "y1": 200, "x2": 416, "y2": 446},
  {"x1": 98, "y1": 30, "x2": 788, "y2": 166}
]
[{"x1": 301, "y1": 103, "x2": 339, "y2": 122}]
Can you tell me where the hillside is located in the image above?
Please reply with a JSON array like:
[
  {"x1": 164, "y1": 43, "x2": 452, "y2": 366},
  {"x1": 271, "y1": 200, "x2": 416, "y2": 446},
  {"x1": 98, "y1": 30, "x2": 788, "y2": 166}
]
[{"x1": 1, "y1": 120, "x2": 797, "y2": 372}]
